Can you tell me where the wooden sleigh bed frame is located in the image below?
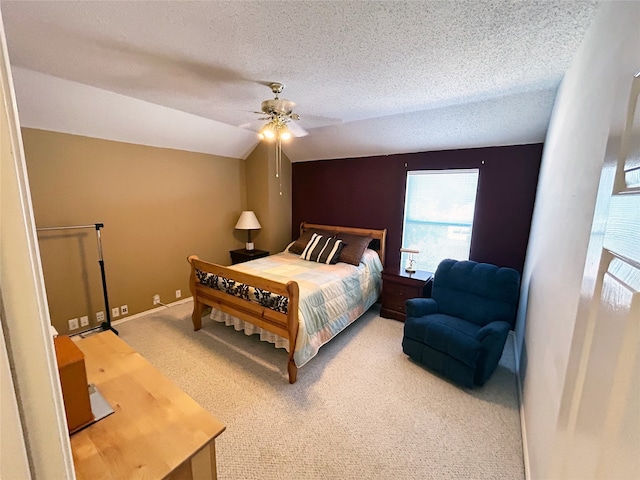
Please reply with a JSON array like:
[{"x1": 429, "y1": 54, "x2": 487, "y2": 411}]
[{"x1": 188, "y1": 222, "x2": 386, "y2": 383}]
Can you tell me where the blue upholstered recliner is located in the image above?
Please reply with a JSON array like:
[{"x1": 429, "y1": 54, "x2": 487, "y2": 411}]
[{"x1": 402, "y1": 259, "x2": 520, "y2": 388}]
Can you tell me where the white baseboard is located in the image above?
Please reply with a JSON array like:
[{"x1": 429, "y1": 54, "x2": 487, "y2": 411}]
[
  {"x1": 111, "y1": 296, "x2": 193, "y2": 327},
  {"x1": 511, "y1": 331, "x2": 531, "y2": 480}
]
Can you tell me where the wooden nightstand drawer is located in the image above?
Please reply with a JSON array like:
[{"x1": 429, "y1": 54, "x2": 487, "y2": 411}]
[
  {"x1": 381, "y1": 268, "x2": 433, "y2": 322},
  {"x1": 382, "y1": 283, "x2": 412, "y2": 313}
]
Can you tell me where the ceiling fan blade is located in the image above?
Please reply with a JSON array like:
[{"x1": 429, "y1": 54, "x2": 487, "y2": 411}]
[
  {"x1": 238, "y1": 119, "x2": 263, "y2": 133},
  {"x1": 287, "y1": 122, "x2": 309, "y2": 138}
]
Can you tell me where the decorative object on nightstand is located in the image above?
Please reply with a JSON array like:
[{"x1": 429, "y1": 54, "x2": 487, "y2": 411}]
[
  {"x1": 381, "y1": 268, "x2": 433, "y2": 322},
  {"x1": 400, "y1": 247, "x2": 419, "y2": 273},
  {"x1": 235, "y1": 211, "x2": 261, "y2": 250},
  {"x1": 230, "y1": 248, "x2": 269, "y2": 265}
]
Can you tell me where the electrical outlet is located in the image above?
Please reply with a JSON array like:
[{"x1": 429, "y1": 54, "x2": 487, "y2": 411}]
[
  {"x1": 80, "y1": 315, "x2": 89, "y2": 327},
  {"x1": 96, "y1": 311, "x2": 105, "y2": 322},
  {"x1": 68, "y1": 318, "x2": 79, "y2": 330},
  {"x1": 175, "y1": 289, "x2": 181, "y2": 299},
  {"x1": 120, "y1": 305, "x2": 128, "y2": 315},
  {"x1": 153, "y1": 294, "x2": 160, "y2": 305},
  {"x1": 112, "y1": 307, "x2": 120, "y2": 318}
]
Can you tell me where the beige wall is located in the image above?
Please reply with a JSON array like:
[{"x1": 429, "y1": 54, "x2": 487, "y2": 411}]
[
  {"x1": 22, "y1": 128, "x2": 248, "y2": 335},
  {"x1": 245, "y1": 141, "x2": 292, "y2": 254}
]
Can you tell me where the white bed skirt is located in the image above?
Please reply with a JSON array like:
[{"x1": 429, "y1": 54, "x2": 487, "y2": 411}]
[{"x1": 209, "y1": 309, "x2": 291, "y2": 351}]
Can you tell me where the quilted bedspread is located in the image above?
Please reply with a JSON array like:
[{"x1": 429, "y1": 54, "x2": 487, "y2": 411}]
[{"x1": 209, "y1": 248, "x2": 383, "y2": 367}]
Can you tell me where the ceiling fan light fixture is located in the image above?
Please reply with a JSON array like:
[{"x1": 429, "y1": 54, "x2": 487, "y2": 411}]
[
  {"x1": 259, "y1": 123, "x2": 276, "y2": 140},
  {"x1": 279, "y1": 126, "x2": 292, "y2": 141}
]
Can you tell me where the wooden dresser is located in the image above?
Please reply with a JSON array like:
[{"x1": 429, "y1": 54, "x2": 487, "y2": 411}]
[
  {"x1": 71, "y1": 332, "x2": 225, "y2": 480},
  {"x1": 381, "y1": 268, "x2": 433, "y2": 322}
]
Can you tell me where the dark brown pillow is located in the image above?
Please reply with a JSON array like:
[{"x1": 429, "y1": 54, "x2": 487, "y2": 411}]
[
  {"x1": 288, "y1": 228, "x2": 337, "y2": 255},
  {"x1": 335, "y1": 233, "x2": 372, "y2": 266}
]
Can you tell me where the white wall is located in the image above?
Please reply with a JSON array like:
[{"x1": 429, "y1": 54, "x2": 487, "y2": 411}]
[
  {"x1": 0, "y1": 11, "x2": 75, "y2": 479},
  {"x1": 0, "y1": 321, "x2": 31, "y2": 480},
  {"x1": 515, "y1": 2, "x2": 639, "y2": 478},
  {"x1": 11, "y1": 67, "x2": 259, "y2": 159}
]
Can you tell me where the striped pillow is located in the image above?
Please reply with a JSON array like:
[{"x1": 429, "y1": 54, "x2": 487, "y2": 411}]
[{"x1": 300, "y1": 233, "x2": 344, "y2": 265}]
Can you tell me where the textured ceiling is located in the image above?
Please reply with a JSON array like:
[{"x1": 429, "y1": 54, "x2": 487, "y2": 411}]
[{"x1": 1, "y1": 1, "x2": 600, "y2": 161}]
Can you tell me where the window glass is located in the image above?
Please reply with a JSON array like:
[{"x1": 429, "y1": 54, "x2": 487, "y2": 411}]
[{"x1": 401, "y1": 169, "x2": 479, "y2": 272}]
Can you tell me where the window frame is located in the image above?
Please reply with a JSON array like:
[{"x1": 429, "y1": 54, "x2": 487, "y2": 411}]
[{"x1": 401, "y1": 168, "x2": 480, "y2": 272}]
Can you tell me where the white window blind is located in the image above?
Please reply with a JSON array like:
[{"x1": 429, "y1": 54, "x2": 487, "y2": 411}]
[{"x1": 401, "y1": 169, "x2": 479, "y2": 272}]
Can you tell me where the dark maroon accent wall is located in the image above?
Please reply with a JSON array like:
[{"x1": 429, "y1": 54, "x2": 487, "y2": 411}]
[{"x1": 292, "y1": 144, "x2": 542, "y2": 273}]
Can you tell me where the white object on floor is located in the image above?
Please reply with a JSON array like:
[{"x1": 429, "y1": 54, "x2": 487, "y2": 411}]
[{"x1": 88, "y1": 384, "x2": 114, "y2": 423}]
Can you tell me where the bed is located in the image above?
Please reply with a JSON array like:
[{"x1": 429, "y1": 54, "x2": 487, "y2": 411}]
[{"x1": 187, "y1": 222, "x2": 386, "y2": 383}]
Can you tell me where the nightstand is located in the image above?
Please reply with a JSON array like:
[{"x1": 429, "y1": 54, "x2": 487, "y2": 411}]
[
  {"x1": 230, "y1": 248, "x2": 269, "y2": 265},
  {"x1": 380, "y1": 268, "x2": 433, "y2": 322}
]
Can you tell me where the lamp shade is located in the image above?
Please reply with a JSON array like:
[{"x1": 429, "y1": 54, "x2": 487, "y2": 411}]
[{"x1": 235, "y1": 211, "x2": 261, "y2": 230}]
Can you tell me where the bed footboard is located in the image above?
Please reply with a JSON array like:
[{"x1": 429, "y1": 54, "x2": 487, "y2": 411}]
[{"x1": 187, "y1": 255, "x2": 300, "y2": 383}]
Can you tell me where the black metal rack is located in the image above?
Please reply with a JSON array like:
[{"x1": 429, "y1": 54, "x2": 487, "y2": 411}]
[{"x1": 36, "y1": 223, "x2": 118, "y2": 335}]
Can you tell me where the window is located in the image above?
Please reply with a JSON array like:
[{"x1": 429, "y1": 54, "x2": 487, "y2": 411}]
[{"x1": 401, "y1": 169, "x2": 479, "y2": 272}]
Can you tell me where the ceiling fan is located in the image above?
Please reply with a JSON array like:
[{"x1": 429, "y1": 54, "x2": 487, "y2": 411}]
[
  {"x1": 253, "y1": 82, "x2": 308, "y2": 139},
  {"x1": 242, "y1": 82, "x2": 308, "y2": 195},
  {"x1": 241, "y1": 82, "x2": 341, "y2": 194}
]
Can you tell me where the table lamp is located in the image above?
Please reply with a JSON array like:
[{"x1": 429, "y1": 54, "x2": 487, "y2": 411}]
[
  {"x1": 400, "y1": 247, "x2": 419, "y2": 273},
  {"x1": 235, "y1": 211, "x2": 261, "y2": 251}
]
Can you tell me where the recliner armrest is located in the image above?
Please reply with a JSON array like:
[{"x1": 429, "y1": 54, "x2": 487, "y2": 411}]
[
  {"x1": 474, "y1": 321, "x2": 512, "y2": 386},
  {"x1": 476, "y1": 321, "x2": 511, "y2": 342},
  {"x1": 405, "y1": 298, "x2": 438, "y2": 318}
]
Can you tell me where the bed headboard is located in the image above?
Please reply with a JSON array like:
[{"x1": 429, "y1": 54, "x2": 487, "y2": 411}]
[{"x1": 300, "y1": 222, "x2": 387, "y2": 268}]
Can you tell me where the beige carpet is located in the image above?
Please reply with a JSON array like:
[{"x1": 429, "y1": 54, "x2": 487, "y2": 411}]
[{"x1": 116, "y1": 301, "x2": 524, "y2": 479}]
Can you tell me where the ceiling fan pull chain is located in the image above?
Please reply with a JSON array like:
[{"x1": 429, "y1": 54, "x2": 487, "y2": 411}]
[
  {"x1": 276, "y1": 137, "x2": 283, "y2": 195},
  {"x1": 276, "y1": 137, "x2": 281, "y2": 179},
  {"x1": 278, "y1": 143, "x2": 283, "y2": 196}
]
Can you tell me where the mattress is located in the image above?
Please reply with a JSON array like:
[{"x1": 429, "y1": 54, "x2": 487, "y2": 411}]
[{"x1": 209, "y1": 248, "x2": 383, "y2": 367}]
